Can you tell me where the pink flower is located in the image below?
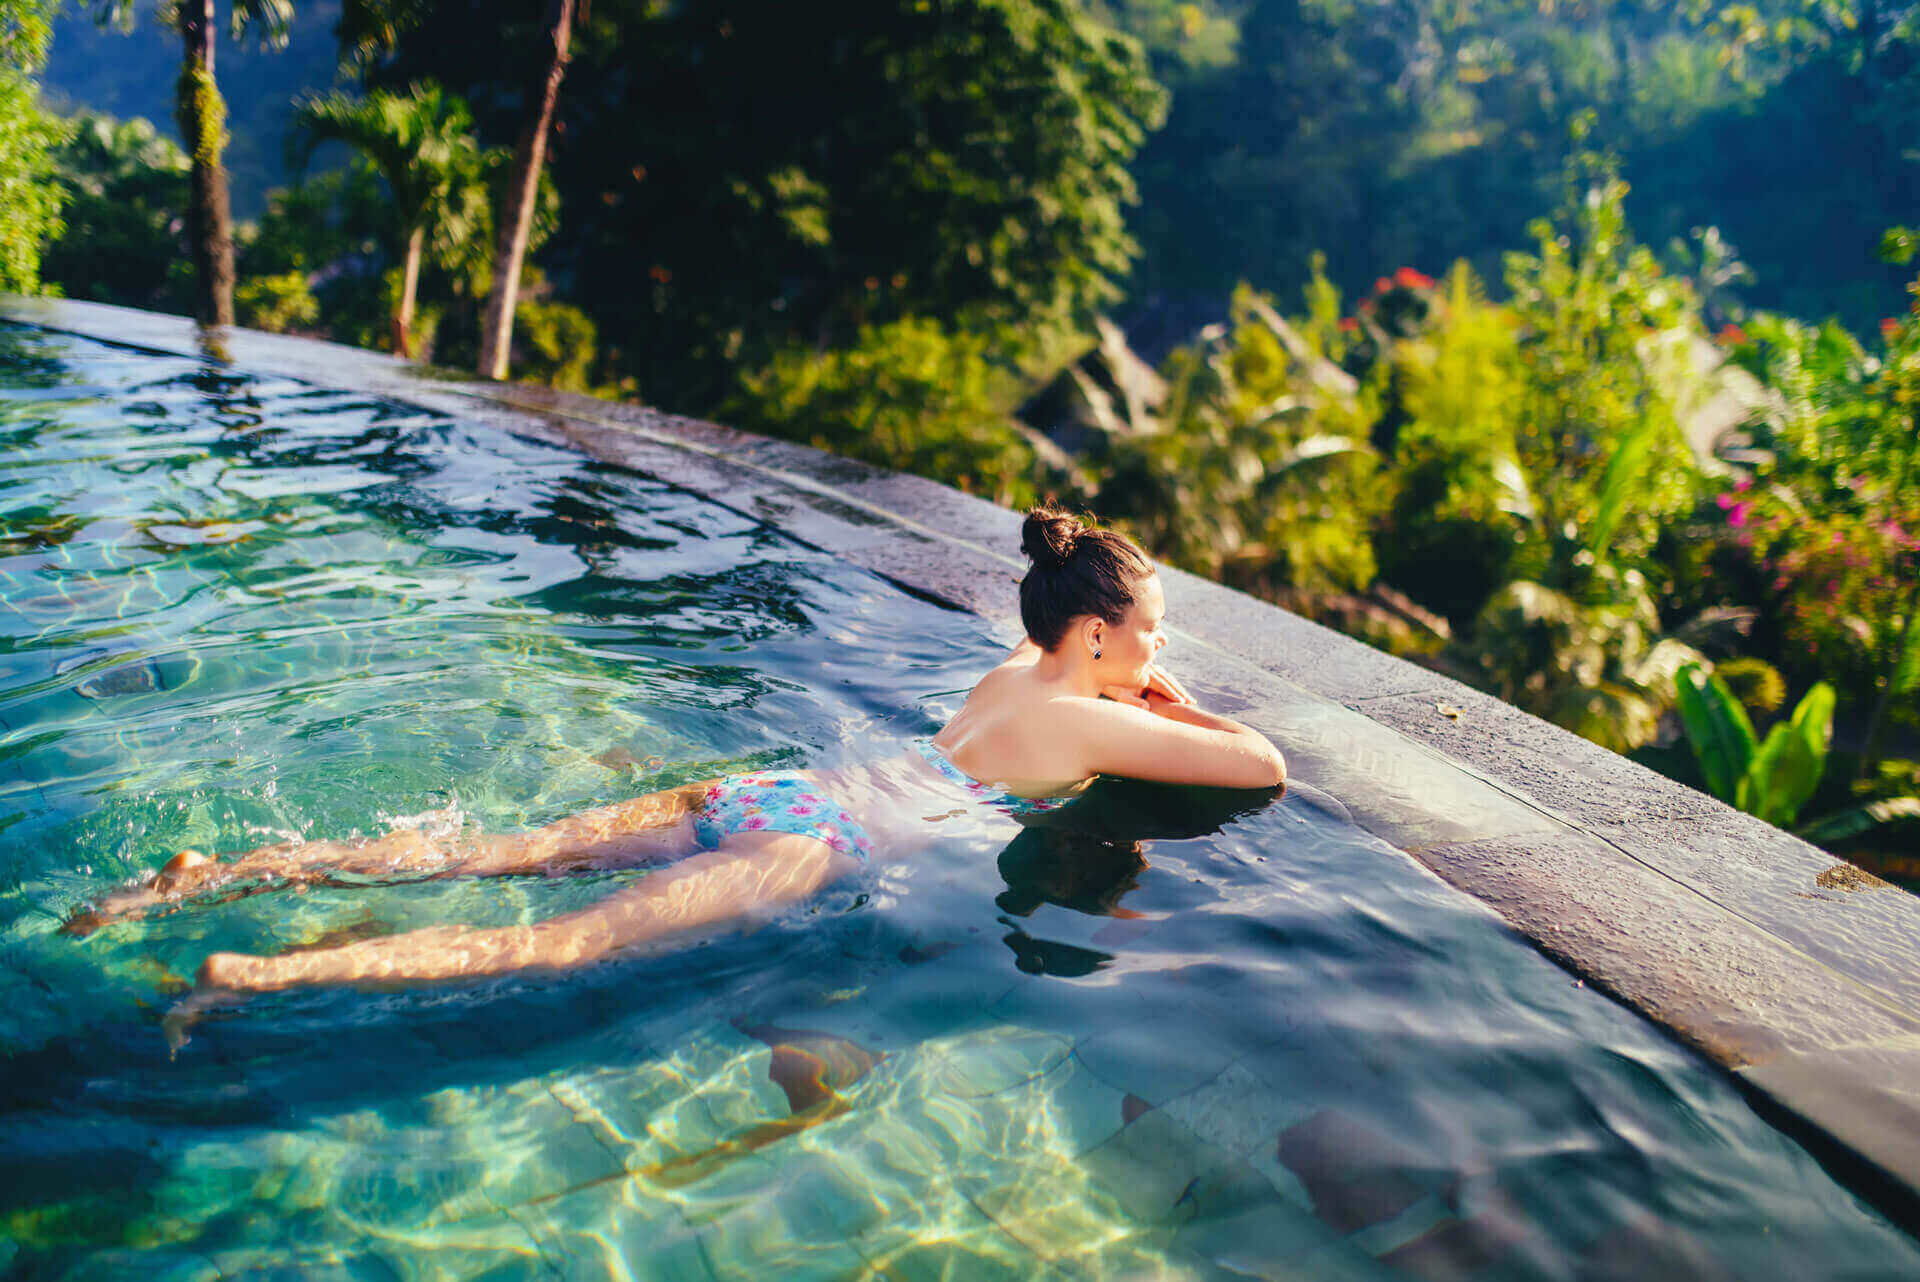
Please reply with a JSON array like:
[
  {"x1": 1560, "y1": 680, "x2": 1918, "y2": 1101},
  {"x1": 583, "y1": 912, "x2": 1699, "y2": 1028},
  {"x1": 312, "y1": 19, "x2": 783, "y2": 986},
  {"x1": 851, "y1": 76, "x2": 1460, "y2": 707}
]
[
  {"x1": 1715, "y1": 494, "x2": 1735, "y2": 511},
  {"x1": 1733, "y1": 477, "x2": 1751, "y2": 492},
  {"x1": 1726, "y1": 502, "x2": 1749, "y2": 527},
  {"x1": 744, "y1": 815, "x2": 768, "y2": 830},
  {"x1": 787, "y1": 802, "x2": 816, "y2": 817}
]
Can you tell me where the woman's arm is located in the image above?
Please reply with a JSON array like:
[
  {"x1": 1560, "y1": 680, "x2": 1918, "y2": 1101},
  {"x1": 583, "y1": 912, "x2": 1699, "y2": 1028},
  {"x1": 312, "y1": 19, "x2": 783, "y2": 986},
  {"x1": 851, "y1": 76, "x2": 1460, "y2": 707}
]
[{"x1": 1073, "y1": 691, "x2": 1286, "y2": 790}]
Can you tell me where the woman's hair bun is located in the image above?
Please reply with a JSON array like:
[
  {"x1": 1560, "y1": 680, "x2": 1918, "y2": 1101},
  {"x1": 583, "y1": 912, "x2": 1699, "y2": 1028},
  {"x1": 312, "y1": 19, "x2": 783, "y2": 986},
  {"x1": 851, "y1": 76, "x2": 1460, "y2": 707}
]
[{"x1": 1021, "y1": 505, "x2": 1083, "y2": 571}]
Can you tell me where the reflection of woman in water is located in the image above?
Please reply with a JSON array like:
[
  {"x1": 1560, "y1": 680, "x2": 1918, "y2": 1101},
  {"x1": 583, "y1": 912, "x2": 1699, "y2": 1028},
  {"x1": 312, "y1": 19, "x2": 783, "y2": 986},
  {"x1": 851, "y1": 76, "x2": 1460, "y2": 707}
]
[{"x1": 70, "y1": 506, "x2": 1286, "y2": 1018}]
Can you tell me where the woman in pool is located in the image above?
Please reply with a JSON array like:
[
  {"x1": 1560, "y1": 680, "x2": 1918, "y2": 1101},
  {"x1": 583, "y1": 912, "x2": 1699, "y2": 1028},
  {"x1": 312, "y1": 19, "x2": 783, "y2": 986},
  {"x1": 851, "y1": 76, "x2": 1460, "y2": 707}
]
[{"x1": 73, "y1": 506, "x2": 1285, "y2": 1003}]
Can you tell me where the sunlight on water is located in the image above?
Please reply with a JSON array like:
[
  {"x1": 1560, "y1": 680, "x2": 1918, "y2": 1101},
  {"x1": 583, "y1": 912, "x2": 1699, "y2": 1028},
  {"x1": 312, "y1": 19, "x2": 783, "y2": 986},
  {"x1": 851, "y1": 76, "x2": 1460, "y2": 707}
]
[{"x1": 2, "y1": 323, "x2": 1917, "y2": 1281}]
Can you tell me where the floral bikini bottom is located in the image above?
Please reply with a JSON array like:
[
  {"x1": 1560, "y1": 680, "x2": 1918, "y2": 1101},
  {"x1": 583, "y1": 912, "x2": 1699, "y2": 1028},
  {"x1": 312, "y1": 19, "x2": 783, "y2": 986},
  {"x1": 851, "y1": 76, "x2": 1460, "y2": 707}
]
[{"x1": 692, "y1": 772, "x2": 874, "y2": 863}]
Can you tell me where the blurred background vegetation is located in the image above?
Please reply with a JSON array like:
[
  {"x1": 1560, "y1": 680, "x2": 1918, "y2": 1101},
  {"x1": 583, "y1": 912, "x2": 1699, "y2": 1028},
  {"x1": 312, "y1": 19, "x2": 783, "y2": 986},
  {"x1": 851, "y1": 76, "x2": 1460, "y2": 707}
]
[{"x1": 3, "y1": 0, "x2": 1917, "y2": 869}]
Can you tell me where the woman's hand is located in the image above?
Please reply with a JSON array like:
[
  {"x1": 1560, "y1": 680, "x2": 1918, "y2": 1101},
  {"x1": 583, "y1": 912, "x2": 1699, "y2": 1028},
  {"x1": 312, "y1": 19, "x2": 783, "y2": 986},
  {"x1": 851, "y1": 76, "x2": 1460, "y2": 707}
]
[
  {"x1": 1143, "y1": 664, "x2": 1193, "y2": 705},
  {"x1": 1101, "y1": 666, "x2": 1192, "y2": 714}
]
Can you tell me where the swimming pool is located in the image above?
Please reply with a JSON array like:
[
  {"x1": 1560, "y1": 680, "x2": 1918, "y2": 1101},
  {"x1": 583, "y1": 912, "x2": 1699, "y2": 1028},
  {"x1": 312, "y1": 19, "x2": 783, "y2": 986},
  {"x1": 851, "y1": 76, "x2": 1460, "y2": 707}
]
[{"x1": 2, "y1": 322, "x2": 1916, "y2": 1280}]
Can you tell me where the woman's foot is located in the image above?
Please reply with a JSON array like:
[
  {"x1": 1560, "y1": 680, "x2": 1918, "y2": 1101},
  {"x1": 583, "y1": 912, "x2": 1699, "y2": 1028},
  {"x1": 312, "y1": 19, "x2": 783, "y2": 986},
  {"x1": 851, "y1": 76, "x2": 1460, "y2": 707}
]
[{"x1": 162, "y1": 951, "x2": 263, "y2": 1055}]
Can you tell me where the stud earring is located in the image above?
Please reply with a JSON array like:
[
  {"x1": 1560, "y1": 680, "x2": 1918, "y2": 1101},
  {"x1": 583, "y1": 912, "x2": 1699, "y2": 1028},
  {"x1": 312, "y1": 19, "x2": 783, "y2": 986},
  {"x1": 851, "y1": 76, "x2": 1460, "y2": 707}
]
[{"x1": 1092, "y1": 646, "x2": 1102, "y2": 660}]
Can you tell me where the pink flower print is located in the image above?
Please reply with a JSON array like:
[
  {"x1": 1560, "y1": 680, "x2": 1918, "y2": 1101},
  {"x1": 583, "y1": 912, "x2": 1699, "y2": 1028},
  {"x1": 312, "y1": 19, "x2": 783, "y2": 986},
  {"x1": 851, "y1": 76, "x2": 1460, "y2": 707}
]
[
  {"x1": 744, "y1": 815, "x2": 769, "y2": 830},
  {"x1": 817, "y1": 823, "x2": 841, "y2": 843},
  {"x1": 787, "y1": 801, "x2": 817, "y2": 817}
]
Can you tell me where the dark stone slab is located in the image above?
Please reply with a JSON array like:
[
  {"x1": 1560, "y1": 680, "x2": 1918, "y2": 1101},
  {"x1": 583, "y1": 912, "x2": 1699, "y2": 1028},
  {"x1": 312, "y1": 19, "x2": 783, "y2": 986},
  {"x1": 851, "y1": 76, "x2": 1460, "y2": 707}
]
[
  {"x1": 1741, "y1": 1045, "x2": 1920, "y2": 1229},
  {"x1": 1356, "y1": 686, "x2": 1920, "y2": 1015},
  {"x1": 1410, "y1": 833, "x2": 1920, "y2": 1065}
]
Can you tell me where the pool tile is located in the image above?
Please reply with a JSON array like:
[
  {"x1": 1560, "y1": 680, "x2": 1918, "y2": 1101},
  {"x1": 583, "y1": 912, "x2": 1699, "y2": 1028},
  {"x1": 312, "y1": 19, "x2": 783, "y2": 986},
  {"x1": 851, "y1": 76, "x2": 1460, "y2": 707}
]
[
  {"x1": 1277, "y1": 1239, "x2": 1397, "y2": 1281},
  {"x1": 987, "y1": 974, "x2": 1150, "y2": 1046},
  {"x1": 1072, "y1": 1021, "x2": 1237, "y2": 1106},
  {"x1": 509, "y1": 1182, "x2": 713, "y2": 1282},
  {"x1": 358, "y1": 1208, "x2": 552, "y2": 1282},
  {"x1": 1076, "y1": 1109, "x2": 1237, "y2": 1224},
  {"x1": 1171, "y1": 1195, "x2": 1345, "y2": 1278},
  {"x1": 923, "y1": 1026, "x2": 1073, "y2": 1098},
  {"x1": 1162, "y1": 1061, "x2": 1302, "y2": 1162},
  {"x1": 694, "y1": 1189, "x2": 872, "y2": 1281},
  {"x1": 853, "y1": 1200, "x2": 1062, "y2": 1282}
]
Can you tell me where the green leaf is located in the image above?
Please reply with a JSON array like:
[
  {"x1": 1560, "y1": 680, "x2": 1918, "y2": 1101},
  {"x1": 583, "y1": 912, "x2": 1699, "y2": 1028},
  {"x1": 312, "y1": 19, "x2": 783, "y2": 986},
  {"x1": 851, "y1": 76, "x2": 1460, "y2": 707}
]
[
  {"x1": 1586, "y1": 409, "x2": 1663, "y2": 559},
  {"x1": 1746, "y1": 681, "x2": 1834, "y2": 827},
  {"x1": 1674, "y1": 663, "x2": 1757, "y2": 804},
  {"x1": 1796, "y1": 797, "x2": 1920, "y2": 845}
]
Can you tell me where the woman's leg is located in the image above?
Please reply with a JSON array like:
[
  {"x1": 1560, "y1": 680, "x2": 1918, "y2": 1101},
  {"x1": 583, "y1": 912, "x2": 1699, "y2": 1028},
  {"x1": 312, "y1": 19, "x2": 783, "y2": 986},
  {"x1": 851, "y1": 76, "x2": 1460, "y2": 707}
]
[
  {"x1": 67, "y1": 781, "x2": 718, "y2": 935},
  {"x1": 189, "y1": 830, "x2": 852, "y2": 995}
]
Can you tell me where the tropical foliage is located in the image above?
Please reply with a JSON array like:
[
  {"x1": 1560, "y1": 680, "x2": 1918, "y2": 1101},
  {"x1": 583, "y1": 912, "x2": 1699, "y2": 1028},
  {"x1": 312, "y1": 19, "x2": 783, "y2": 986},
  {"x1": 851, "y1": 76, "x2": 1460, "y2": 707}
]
[
  {"x1": 30, "y1": 0, "x2": 1920, "y2": 869},
  {"x1": 0, "y1": 0, "x2": 67, "y2": 291}
]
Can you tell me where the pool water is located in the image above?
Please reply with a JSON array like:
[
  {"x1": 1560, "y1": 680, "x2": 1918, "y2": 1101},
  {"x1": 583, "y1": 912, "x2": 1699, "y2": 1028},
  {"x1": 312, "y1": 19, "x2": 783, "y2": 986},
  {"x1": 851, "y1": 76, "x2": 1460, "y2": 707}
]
[{"x1": 2, "y1": 323, "x2": 1916, "y2": 1281}]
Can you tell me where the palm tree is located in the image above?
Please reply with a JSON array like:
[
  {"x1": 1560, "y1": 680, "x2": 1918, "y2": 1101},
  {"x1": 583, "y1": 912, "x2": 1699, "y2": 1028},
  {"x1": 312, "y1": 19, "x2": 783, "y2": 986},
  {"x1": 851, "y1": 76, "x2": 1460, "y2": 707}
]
[
  {"x1": 337, "y1": 0, "x2": 578, "y2": 381},
  {"x1": 95, "y1": 0, "x2": 292, "y2": 326},
  {"x1": 291, "y1": 85, "x2": 492, "y2": 358},
  {"x1": 475, "y1": 0, "x2": 576, "y2": 381}
]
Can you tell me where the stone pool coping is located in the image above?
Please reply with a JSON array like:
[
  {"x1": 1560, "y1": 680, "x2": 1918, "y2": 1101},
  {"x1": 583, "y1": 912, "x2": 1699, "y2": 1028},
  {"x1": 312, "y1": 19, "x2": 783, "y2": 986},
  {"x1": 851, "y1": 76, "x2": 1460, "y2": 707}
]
[{"x1": 11, "y1": 294, "x2": 1920, "y2": 1228}]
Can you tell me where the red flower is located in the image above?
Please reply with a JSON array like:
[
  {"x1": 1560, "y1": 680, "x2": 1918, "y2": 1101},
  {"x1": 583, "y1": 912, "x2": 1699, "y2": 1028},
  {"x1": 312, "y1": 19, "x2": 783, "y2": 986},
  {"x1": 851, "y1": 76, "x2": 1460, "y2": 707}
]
[
  {"x1": 1716, "y1": 324, "x2": 1747, "y2": 346},
  {"x1": 1374, "y1": 276, "x2": 1392, "y2": 295},
  {"x1": 1338, "y1": 317, "x2": 1357, "y2": 332},
  {"x1": 1394, "y1": 267, "x2": 1435, "y2": 290},
  {"x1": 1882, "y1": 317, "x2": 1902, "y2": 341}
]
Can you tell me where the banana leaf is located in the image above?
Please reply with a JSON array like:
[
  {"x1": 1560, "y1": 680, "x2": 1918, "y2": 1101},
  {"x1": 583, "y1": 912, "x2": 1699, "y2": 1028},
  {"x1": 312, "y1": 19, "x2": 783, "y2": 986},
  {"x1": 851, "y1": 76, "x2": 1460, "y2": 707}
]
[
  {"x1": 1674, "y1": 663, "x2": 1756, "y2": 804},
  {"x1": 1797, "y1": 797, "x2": 1920, "y2": 845},
  {"x1": 1744, "y1": 681, "x2": 1834, "y2": 828}
]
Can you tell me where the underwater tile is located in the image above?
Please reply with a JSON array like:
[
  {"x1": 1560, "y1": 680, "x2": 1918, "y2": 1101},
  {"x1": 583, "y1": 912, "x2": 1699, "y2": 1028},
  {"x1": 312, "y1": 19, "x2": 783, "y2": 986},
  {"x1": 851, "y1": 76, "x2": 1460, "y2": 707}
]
[
  {"x1": 358, "y1": 1208, "x2": 552, "y2": 1282},
  {"x1": 986, "y1": 975, "x2": 1148, "y2": 1047},
  {"x1": 1071, "y1": 1020, "x2": 1237, "y2": 1107},
  {"x1": 1274, "y1": 1239, "x2": 1398, "y2": 1281},
  {"x1": 1275, "y1": 1110, "x2": 1453, "y2": 1237},
  {"x1": 1160, "y1": 1061, "x2": 1304, "y2": 1163},
  {"x1": 1171, "y1": 1194, "x2": 1344, "y2": 1279},
  {"x1": 922, "y1": 1026, "x2": 1074, "y2": 1099},
  {"x1": 1040, "y1": 1058, "x2": 1131, "y2": 1157},
  {"x1": 1076, "y1": 1109, "x2": 1237, "y2": 1225},
  {"x1": 854, "y1": 1200, "x2": 1062, "y2": 1282},
  {"x1": 49, "y1": 1251, "x2": 227, "y2": 1282},
  {"x1": 968, "y1": 1174, "x2": 1139, "y2": 1263},
  {"x1": 510, "y1": 1183, "x2": 714, "y2": 1282},
  {"x1": 693, "y1": 1188, "x2": 872, "y2": 1281}
]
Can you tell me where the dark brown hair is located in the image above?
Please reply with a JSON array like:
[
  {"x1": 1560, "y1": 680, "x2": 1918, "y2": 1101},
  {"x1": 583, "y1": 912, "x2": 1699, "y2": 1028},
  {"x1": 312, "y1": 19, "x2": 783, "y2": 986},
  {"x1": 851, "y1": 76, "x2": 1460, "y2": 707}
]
[{"x1": 1019, "y1": 505, "x2": 1152, "y2": 650}]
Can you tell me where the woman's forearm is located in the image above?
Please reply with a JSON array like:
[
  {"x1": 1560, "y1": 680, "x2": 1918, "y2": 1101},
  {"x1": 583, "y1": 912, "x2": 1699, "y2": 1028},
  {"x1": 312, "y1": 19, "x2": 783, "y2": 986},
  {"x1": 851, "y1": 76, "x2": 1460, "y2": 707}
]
[{"x1": 1151, "y1": 697, "x2": 1287, "y2": 778}]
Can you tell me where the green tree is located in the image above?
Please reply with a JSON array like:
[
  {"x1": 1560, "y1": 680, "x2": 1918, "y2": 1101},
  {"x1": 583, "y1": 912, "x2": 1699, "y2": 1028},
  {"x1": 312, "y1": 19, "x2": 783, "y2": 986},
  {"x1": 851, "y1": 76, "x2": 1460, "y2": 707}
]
[
  {"x1": 291, "y1": 84, "x2": 494, "y2": 358},
  {"x1": 372, "y1": 0, "x2": 1166, "y2": 411},
  {"x1": 337, "y1": 0, "x2": 577, "y2": 380},
  {"x1": 91, "y1": 0, "x2": 293, "y2": 325},
  {"x1": 0, "y1": 0, "x2": 68, "y2": 291},
  {"x1": 41, "y1": 113, "x2": 185, "y2": 309}
]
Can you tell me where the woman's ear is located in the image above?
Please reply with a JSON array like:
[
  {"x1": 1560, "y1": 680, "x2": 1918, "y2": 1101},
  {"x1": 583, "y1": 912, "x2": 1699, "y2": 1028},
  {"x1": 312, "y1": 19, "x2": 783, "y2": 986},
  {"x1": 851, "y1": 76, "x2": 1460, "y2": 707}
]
[{"x1": 1081, "y1": 618, "x2": 1103, "y2": 656}]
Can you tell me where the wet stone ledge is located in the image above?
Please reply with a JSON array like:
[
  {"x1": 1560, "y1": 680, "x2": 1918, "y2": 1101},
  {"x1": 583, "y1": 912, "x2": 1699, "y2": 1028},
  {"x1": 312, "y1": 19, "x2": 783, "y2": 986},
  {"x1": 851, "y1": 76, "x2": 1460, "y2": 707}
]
[{"x1": 9, "y1": 294, "x2": 1920, "y2": 1229}]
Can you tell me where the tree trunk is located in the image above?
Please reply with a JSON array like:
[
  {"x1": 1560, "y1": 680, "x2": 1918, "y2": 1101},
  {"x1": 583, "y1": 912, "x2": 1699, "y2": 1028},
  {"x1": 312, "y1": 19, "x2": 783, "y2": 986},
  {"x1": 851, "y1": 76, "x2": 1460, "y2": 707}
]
[
  {"x1": 175, "y1": 0, "x2": 234, "y2": 327},
  {"x1": 477, "y1": 0, "x2": 574, "y2": 381},
  {"x1": 394, "y1": 223, "x2": 425, "y2": 358}
]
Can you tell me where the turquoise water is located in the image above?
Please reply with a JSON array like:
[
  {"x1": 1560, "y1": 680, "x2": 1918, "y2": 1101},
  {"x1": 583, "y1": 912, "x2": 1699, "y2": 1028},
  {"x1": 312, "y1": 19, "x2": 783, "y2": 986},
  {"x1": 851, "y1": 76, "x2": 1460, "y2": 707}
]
[{"x1": 2, "y1": 323, "x2": 1916, "y2": 1280}]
